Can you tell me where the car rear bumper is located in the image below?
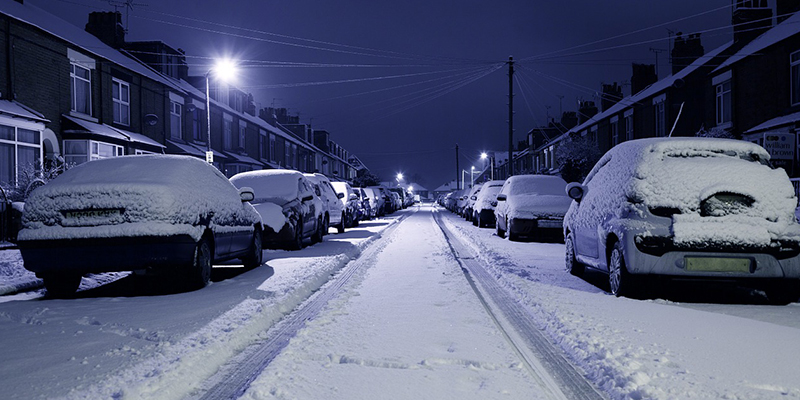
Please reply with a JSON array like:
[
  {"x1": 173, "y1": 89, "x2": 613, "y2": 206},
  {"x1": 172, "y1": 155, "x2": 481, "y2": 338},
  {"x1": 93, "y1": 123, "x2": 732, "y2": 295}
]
[
  {"x1": 19, "y1": 235, "x2": 198, "y2": 276},
  {"x1": 508, "y1": 218, "x2": 564, "y2": 241},
  {"x1": 262, "y1": 223, "x2": 295, "y2": 246},
  {"x1": 623, "y1": 234, "x2": 800, "y2": 280}
]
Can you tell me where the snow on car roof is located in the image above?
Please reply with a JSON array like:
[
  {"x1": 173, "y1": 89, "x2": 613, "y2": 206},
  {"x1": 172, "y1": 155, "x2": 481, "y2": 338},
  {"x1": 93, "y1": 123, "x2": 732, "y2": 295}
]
[
  {"x1": 505, "y1": 175, "x2": 568, "y2": 196},
  {"x1": 230, "y1": 169, "x2": 301, "y2": 205}
]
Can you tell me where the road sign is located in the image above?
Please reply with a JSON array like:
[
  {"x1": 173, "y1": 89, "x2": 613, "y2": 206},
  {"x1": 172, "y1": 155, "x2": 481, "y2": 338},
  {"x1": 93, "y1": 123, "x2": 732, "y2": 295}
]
[{"x1": 206, "y1": 151, "x2": 214, "y2": 164}]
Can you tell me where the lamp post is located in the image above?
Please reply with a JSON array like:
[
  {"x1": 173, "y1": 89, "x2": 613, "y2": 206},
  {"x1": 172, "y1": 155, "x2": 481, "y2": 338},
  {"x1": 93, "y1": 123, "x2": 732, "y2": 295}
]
[
  {"x1": 396, "y1": 172, "x2": 404, "y2": 187},
  {"x1": 480, "y1": 152, "x2": 494, "y2": 180},
  {"x1": 204, "y1": 58, "x2": 237, "y2": 164},
  {"x1": 470, "y1": 166, "x2": 475, "y2": 188}
]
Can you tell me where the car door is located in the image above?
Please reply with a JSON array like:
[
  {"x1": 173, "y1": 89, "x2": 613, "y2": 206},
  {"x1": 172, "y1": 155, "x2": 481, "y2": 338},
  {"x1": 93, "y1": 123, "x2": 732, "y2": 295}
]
[
  {"x1": 495, "y1": 183, "x2": 511, "y2": 230},
  {"x1": 572, "y1": 162, "x2": 609, "y2": 260},
  {"x1": 299, "y1": 178, "x2": 317, "y2": 235}
]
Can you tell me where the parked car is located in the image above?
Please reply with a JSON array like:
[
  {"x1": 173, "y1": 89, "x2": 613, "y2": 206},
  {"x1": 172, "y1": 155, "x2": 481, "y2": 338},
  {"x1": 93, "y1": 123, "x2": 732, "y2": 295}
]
[
  {"x1": 462, "y1": 183, "x2": 483, "y2": 221},
  {"x1": 472, "y1": 180, "x2": 506, "y2": 227},
  {"x1": 305, "y1": 173, "x2": 346, "y2": 233},
  {"x1": 354, "y1": 187, "x2": 372, "y2": 221},
  {"x1": 563, "y1": 137, "x2": 800, "y2": 303},
  {"x1": 17, "y1": 155, "x2": 263, "y2": 296},
  {"x1": 330, "y1": 181, "x2": 360, "y2": 228},
  {"x1": 364, "y1": 187, "x2": 385, "y2": 217},
  {"x1": 231, "y1": 169, "x2": 324, "y2": 251},
  {"x1": 390, "y1": 192, "x2": 402, "y2": 211},
  {"x1": 495, "y1": 174, "x2": 570, "y2": 242}
]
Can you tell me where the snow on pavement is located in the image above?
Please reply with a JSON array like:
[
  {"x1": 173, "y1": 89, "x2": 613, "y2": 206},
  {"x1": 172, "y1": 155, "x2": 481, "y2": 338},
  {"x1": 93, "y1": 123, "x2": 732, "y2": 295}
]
[
  {"x1": 0, "y1": 218, "x2": 397, "y2": 400},
  {"x1": 241, "y1": 209, "x2": 549, "y2": 400},
  {"x1": 441, "y1": 208, "x2": 800, "y2": 400}
]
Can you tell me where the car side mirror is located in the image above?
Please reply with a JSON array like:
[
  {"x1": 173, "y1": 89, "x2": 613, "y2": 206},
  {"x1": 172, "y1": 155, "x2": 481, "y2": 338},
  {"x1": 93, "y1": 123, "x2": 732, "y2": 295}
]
[
  {"x1": 566, "y1": 182, "x2": 585, "y2": 201},
  {"x1": 239, "y1": 187, "x2": 255, "y2": 203},
  {"x1": 496, "y1": 194, "x2": 507, "y2": 201},
  {"x1": 337, "y1": 192, "x2": 345, "y2": 199},
  {"x1": 302, "y1": 194, "x2": 314, "y2": 202},
  {"x1": 471, "y1": 196, "x2": 477, "y2": 200},
  {"x1": 349, "y1": 193, "x2": 358, "y2": 200}
]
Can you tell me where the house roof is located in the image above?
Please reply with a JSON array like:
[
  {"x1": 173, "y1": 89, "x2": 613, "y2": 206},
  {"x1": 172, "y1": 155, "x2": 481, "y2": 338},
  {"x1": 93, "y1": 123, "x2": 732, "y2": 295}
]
[
  {"x1": 63, "y1": 115, "x2": 166, "y2": 149},
  {"x1": 744, "y1": 110, "x2": 800, "y2": 133},
  {"x1": 0, "y1": 100, "x2": 49, "y2": 123},
  {"x1": 714, "y1": 11, "x2": 800, "y2": 73}
]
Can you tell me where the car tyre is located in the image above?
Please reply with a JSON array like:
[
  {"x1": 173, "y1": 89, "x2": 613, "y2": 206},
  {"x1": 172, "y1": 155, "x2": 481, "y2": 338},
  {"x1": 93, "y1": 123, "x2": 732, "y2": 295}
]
[
  {"x1": 311, "y1": 216, "x2": 324, "y2": 243},
  {"x1": 186, "y1": 238, "x2": 212, "y2": 290},
  {"x1": 565, "y1": 234, "x2": 584, "y2": 276},
  {"x1": 472, "y1": 212, "x2": 479, "y2": 226},
  {"x1": 496, "y1": 219, "x2": 506, "y2": 238},
  {"x1": 506, "y1": 218, "x2": 519, "y2": 241},
  {"x1": 43, "y1": 274, "x2": 82, "y2": 297},
  {"x1": 288, "y1": 220, "x2": 304, "y2": 250},
  {"x1": 764, "y1": 281, "x2": 800, "y2": 305},
  {"x1": 609, "y1": 241, "x2": 638, "y2": 297},
  {"x1": 242, "y1": 228, "x2": 263, "y2": 270},
  {"x1": 337, "y1": 212, "x2": 346, "y2": 233}
]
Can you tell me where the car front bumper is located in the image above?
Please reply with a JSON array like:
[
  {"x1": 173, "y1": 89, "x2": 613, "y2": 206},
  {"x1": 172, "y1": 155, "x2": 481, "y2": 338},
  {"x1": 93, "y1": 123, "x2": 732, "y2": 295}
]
[{"x1": 508, "y1": 217, "x2": 564, "y2": 241}]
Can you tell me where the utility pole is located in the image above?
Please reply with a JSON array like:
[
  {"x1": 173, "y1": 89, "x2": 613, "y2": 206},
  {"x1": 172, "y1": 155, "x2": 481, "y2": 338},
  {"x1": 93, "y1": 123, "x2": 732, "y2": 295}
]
[
  {"x1": 507, "y1": 56, "x2": 514, "y2": 178},
  {"x1": 455, "y1": 144, "x2": 459, "y2": 190}
]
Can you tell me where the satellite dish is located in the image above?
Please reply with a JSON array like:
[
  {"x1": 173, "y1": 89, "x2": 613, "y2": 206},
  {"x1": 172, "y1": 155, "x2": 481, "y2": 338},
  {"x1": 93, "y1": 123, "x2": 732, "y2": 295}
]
[
  {"x1": 186, "y1": 103, "x2": 197, "y2": 112},
  {"x1": 144, "y1": 114, "x2": 159, "y2": 126},
  {"x1": 673, "y1": 78, "x2": 685, "y2": 89}
]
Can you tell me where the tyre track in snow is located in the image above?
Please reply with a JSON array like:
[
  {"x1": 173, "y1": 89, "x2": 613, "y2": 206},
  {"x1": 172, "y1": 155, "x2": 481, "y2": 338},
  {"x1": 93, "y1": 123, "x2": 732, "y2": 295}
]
[
  {"x1": 191, "y1": 210, "x2": 413, "y2": 400},
  {"x1": 432, "y1": 209, "x2": 605, "y2": 400}
]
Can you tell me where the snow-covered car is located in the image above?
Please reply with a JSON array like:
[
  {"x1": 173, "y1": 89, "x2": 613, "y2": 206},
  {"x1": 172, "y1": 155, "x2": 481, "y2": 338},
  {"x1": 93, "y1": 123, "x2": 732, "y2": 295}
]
[
  {"x1": 462, "y1": 183, "x2": 483, "y2": 221},
  {"x1": 17, "y1": 155, "x2": 263, "y2": 296},
  {"x1": 363, "y1": 187, "x2": 385, "y2": 217},
  {"x1": 304, "y1": 173, "x2": 346, "y2": 233},
  {"x1": 563, "y1": 138, "x2": 800, "y2": 302},
  {"x1": 231, "y1": 170, "x2": 324, "y2": 250},
  {"x1": 331, "y1": 181, "x2": 360, "y2": 228},
  {"x1": 472, "y1": 180, "x2": 506, "y2": 227},
  {"x1": 494, "y1": 174, "x2": 570, "y2": 242}
]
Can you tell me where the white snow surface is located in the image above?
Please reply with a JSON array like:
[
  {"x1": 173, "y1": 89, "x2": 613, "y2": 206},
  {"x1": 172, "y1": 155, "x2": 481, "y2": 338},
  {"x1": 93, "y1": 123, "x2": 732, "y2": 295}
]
[
  {"x1": 18, "y1": 155, "x2": 260, "y2": 241},
  {"x1": 475, "y1": 185, "x2": 502, "y2": 212},
  {"x1": 1, "y1": 206, "x2": 799, "y2": 399},
  {"x1": 230, "y1": 169, "x2": 303, "y2": 206}
]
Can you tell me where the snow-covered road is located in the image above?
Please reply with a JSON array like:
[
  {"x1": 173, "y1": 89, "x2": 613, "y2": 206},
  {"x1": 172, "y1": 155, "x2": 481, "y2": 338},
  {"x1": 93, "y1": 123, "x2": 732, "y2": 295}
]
[{"x1": 1, "y1": 204, "x2": 799, "y2": 400}]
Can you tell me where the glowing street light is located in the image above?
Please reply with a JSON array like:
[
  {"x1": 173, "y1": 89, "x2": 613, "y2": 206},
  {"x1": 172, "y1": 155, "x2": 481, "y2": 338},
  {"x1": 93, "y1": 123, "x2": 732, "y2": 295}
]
[
  {"x1": 470, "y1": 166, "x2": 475, "y2": 188},
  {"x1": 205, "y1": 58, "x2": 238, "y2": 163},
  {"x1": 480, "y1": 152, "x2": 494, "y2": 180},
  {"x1": 396, "y1": 172, "x2": 404, "y2": 181}
]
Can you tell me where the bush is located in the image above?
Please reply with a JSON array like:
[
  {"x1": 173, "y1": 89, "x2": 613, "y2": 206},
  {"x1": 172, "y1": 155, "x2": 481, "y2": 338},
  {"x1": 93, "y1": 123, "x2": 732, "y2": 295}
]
[{"x1": 555, "y1": 134, "x2": 601, "y2": 183}]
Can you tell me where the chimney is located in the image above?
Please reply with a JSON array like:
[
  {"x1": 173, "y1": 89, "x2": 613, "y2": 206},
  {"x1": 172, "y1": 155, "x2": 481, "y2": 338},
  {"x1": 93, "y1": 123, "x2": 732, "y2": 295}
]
[
  {"x1": 671, "y1": 32, "x2": 705, "y2": 74},
  {"x1": 600, "y1": 82, "x2": 623, "y2": 112},
  {"x1": 631, "y1": 63, "x2": 657, "y2": 95},
  {"x1": 560, "y1": 111, "x2": 578, "y2": 130},
  {"x1": 777, "y1": 0, "x2": 800, "y2": 23},
  {"x1": 577, "y1": 101, "x2": 598, "y2": 124},
  {"x1": 85, "y1": 12, "x2": 125, "y2": 49},
  {"x1": 732, "y1": 0, "x2": 773, "y2": 45}
]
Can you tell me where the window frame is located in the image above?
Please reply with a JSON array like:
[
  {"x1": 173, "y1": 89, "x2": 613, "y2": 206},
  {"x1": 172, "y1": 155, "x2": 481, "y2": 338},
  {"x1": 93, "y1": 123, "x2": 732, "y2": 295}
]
[
  {"x1": 0, "y1": 123, "x2": 42, "y2": 185},
  {"x1": 111, "y1": 78, "x2": 130, "y2": 126},
  {"x1": 170, "y1": 100, "x2": 183, "y2": 140},
  {"x1": 791, "y1": 50, "x2": 800, "y2": 106},
  {"x1": 70, "y1": 62, "x2": 92, "y2": 116},
  {"x1": 715, "y1": 80, "x2": 733, "y2": 126}
]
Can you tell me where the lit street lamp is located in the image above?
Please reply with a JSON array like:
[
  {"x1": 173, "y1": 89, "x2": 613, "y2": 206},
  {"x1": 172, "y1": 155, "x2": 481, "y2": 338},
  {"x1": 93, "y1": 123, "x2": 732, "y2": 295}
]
[
  {"x1": 480, "y1": 152, "x2": 494, "y2": 180},
  {"x1": 205, "y1": 58, "x2": 238, "y2": 164},
  {"x1": 470, "y1": 166, "x2": 475, "y2": 188}
]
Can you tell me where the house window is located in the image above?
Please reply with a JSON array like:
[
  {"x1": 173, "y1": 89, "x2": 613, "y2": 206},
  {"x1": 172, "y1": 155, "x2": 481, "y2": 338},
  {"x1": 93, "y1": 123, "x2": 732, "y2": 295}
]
[
  {"x1": 625, "y1": 113, "x2": 634, "y2": 141},
  {"x1": 63, "y1": 139, "x2": 123, "y2": 165},
  {"x1": 259, "y1": 130, "x2": 268, "y2": 160},
  {"x1": 285, "y1": 142, "x2": 292, "y2": 168},
  {"x1": 238, "y1": 121, "x2": 246, "y2": 151},
  {"x1": 70, "y1": 62, "x2": 92, "y2": 115},
  {"x1": 611, "y1": 119, "x2": 619, "y2": 146},
  {"x1": 170, "y1": 100, "x2": 183, "y2": 140},
  {"x1": 791, "y1": 50, "x2": 800, "y2": 105},
  {"x1": 654, "y1": 100, "x2": 666, "y2": 136},
  {"x1": 0, "y1": 124, "x2": 41, "y2": 185},
  {"x1": 716, "y1": 80, "x2": 732, "y2": 125},
  {"x1": 112, "y1": 79, "x2": 130, "y2": 126},
  {"x1": 223, "y1": 115, "x2": 233, "y2": 150},
  {"x1": 191, "y1": 108, "x2": 202, "y2": 142},
  {"x1": 269, "y1": 135, "x2": 276, "y2": 162}
]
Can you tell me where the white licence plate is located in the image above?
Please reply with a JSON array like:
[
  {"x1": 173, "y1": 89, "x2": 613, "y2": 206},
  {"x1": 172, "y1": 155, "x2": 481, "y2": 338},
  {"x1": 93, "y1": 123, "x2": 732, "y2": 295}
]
[
  {"x1": 64, "y1": 209, "x2": 122, "y2": 219},
  {"x1": 537, "y1": 219, "x2": 563, "y2": 228}
]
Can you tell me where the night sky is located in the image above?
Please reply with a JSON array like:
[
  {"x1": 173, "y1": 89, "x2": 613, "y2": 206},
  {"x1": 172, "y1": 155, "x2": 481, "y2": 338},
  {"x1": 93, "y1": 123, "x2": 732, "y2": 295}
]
[{"x1": 29, "y1": 0, "x2": 736, "y2": 189}]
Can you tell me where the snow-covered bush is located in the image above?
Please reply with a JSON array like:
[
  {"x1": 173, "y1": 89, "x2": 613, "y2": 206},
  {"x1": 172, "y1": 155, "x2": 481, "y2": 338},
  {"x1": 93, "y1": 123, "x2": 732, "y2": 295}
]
[
  {"x1": 695, "y1": 125, "x2": 735, "y2": 139},
  {"x1": 555, "y1": 133, "x2": 601, "y2": 183}
]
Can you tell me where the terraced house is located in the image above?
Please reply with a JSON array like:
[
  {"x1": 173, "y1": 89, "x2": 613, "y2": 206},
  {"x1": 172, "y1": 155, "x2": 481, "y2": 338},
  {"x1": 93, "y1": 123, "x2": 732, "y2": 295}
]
[{"x1": 0, "y1": 0, "x2": 361, "y2": 193}]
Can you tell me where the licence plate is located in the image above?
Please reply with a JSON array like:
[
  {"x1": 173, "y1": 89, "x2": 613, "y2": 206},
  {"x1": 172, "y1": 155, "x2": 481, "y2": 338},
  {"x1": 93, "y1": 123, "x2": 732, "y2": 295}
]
[
  {"x1": 685, "y1": 257, "x2": 752, "y2": 273},
  {"x1": 64, "y1": 209, "x2": 122, "y2": 219},
  {"x1": 537, "y1": 219, "x2": 563, "y2": 228}
]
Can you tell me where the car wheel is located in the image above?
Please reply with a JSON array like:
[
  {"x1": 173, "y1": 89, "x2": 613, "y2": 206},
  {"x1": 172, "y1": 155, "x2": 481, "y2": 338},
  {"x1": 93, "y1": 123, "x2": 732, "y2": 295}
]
[
  {"x1": 288, "y1": 220, "x2": 304, "y2": 250},
  {"x1": 323, "y1": 215, "x2": 330, "y2": 236},
  {"x1": 43, "y1": 274, "x2": 82, "y2": 297},
  {"x1": 311, "y1": 216, "x2": 324, "y2": 243},
  {"x1": 186, "y1": 238, "x2": 212, "y2": 290},
  {"x1": 506, "y1": 218, "x2": 519, "y2": 241},
  {"x1": 336, "y1": 213, "x2": 347, "y2": 233},
  {"x1": 472, "y1": 212, "x2": 479, "y2": 226},
  {"x1": 242, "y1": 228, "x2": 263, "y2": 270},
  {"x1": 764, "y1": 281, "x2": 800, "y2": 305},
  {"x1": 496, "y1": 219, "x2": 505, "y2": 238},
  {"x1": 609, "y1": 241, "x2": 637, "y2": 297},
  {"x1": 565, "y1": 234, "x2": 584, "y2": 276}
]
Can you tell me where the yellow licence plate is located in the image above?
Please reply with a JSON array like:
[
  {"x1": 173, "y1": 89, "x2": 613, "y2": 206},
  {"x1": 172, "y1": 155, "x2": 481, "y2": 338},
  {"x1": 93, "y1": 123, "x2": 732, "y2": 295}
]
[{"x1": 685, "y1": 257, "x2": 752, "y2": 273}]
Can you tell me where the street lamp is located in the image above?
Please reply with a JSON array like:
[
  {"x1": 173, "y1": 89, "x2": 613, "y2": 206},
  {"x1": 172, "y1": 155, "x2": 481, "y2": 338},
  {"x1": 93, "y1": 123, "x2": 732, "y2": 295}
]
[
  {"x1": 470, "y1": 166, "x2": 475, "y2": 188},
  {"x1": 205, "y1": 58, "x2": 238, "y2": 164},
  {"x1": 480, "y1": 152, "x2": 494, "y2": 180}
]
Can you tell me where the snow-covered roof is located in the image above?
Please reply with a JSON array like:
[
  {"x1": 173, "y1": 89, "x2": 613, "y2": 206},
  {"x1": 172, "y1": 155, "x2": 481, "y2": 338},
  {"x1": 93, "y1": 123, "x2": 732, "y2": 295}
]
[
  {"x1": 744, "y1": 110, "x2": 800, "y2": 133},
  {"x1": 0, "y1": 100, "x2": 48, "y2": 123},
  {"x1": 230, "y1": 169, "x2": 304, "y2": 206},
  {"x1": 536, "y1": 41, "x2": 733, "y2": 153},
  {"x1": 0, "y1": 1, "x2": 188, "y2": 96},
  {"x1": 434, "y1": 181, "x2": 457, "y2": 192},
  {"x1": 714, "y1": 12, "x2": 800, "y2": 73},
  {"x1": 223, "y1": 150, "x2": 263, "y2": 166}
]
